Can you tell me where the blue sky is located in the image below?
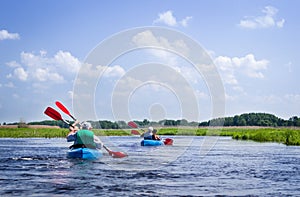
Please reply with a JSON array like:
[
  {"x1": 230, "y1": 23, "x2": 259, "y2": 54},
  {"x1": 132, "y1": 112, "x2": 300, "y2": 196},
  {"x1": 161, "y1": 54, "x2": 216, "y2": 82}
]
[{"x1": 0, "y1": 0, "x2": 299, "y2": 123}]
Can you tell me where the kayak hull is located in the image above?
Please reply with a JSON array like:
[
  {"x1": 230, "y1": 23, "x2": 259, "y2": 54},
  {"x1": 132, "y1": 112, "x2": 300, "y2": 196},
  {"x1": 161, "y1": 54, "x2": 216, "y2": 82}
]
[
  {"x1": 141, "y1": 140, "x2": 164, "y2": 146},
  {"x1": 67, "y1": 148, "x2": 102, "y2": 160},
  {"x1": 141, "y1": 138, "x2": 174, "y2": 146}
]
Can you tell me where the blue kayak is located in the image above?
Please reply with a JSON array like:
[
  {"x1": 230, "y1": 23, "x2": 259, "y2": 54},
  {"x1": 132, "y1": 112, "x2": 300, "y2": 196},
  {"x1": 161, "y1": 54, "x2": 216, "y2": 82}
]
[
  {"x1": 141, "y1": 140, "x2": 164, "y2": 146},
  {"x1": 141, "y1": 138, "x2": 174, "y2": 146},
  {"x1": 67, "y1": 148, "x2": 103, "y2": 160}
]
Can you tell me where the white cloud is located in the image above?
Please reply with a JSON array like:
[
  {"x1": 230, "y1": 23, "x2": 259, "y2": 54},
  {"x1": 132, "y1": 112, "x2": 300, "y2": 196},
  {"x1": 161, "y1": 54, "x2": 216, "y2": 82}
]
[
  {"x1": 33, "y1": 68, "x2": 64, "y2": 82},
  {"x1": 0, "y1": 29, "x2": 20, "y2": 40},
  {"x1": 276, "y1": 19, "x2": 285, "y2": 28},
  {"x1": 13, "y1": 67, "x2": 28, "y2": 81},
  {"x1": 8, "y1": 50, "x2": 81, "y2": 83},
  {"x1": 214, "y1": 54, "x2": 269, "y2": 85},
  {"x1": 180, "y1": 16, "x2": 193, "y2": 27},
  {"x1": 6, "y1": 61, "x2": 21, "y2": 68},
  {"x1": 239, "y1": 6, "x2": 285, "y2": 29},
  {"x1": 96, "y1": 65, "x2": 126, "y2": 78},
  {"x1": 75, "y1": 62, "x2": 125, "y2": 83},
  {"x1": 54, "y1": 51, "x2": 81, "y2": 72},
  {"x1": 154, "y1": 10, "x2": 177, "y2": 26},
  {"x1": 153, "y1": 10, "x2": 192, "y2": 27},
  {"x1": 132, "y1": 30, "x2": 189, "y2": 65},
  {"x1": 234, "y1": 54, "x2": 268, "y2": 78}
]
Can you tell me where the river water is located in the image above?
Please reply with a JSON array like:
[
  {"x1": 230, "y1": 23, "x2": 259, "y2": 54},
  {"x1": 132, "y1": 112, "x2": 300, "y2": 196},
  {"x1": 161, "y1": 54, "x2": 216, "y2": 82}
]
[{"x1": 0, "y1": 136, "x2": 299, "y2": 196}]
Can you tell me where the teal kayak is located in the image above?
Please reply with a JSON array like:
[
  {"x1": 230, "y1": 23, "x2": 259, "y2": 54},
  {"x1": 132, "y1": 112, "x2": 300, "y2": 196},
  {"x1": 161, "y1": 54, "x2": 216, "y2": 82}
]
[{"x1": 67, "y1": 148, "x2": 103, "y2": 160}]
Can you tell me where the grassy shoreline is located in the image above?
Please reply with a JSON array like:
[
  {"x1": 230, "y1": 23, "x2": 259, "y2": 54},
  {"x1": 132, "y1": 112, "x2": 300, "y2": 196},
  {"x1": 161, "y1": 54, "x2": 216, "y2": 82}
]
[{"x1": 0, "y1": 127, "x2": 299, "y2": 146}]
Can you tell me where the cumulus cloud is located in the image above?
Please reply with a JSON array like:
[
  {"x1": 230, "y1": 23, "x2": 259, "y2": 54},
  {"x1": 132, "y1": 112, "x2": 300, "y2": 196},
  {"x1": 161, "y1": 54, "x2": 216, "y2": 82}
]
[
  {"x1": 7, "y1": 50, "x2": 81, "y2": 84},
  {"x1": 13, "y1": 67, "x2": 28, "y2": 81},
  {"x1": 239, "y1": 6, "x2": 285, "y2": 29},
  {"x1": 180, "y1": 16, "x2": 193, "y2": 27},
  {"x1": 132, "y1": 30, "x2": 189, "y2": 65},
  {"x1": 214, "y1": 54, "x2": 269, "y2": 85},
  {"x1": 96, "y1": 65, "x2": 125, "y2": 78},
  {"x1": 54, "y1": 51, "x2": 81, "y2": 72},
  {"x1": 153, "y1": 10, "x2": 192, "y2": 27},
  {"x1": 0, "y1": 29, "x2": 20, "y2": 40}
]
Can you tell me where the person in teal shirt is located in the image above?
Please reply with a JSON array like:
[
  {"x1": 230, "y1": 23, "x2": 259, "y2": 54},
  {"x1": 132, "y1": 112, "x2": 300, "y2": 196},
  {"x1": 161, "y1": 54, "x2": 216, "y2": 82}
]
[{"x1": 67, "y1": 121, "x2": 103, "y2": 149}]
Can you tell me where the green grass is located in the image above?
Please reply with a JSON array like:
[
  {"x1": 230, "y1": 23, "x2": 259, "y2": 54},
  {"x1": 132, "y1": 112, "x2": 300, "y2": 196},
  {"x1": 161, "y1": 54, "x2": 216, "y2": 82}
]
[
  {"x1": 93, "y1": 129, "x2": 131, "y2": 136},
  {"x1": 220, "y1": 127, "x2": 300, "y2": 145},
  {"x1": 158, "y1": 127, "x2": 300, "y2": 146},
  {"x1": 1, "y1": 127, "x2": 300, "y2": 146},
  {"x1": 0, "y1": 128, "x2": 69, "y2": 138},
  {"x1": 0, "y1": 128, "x2": 131, "y2": 138}
]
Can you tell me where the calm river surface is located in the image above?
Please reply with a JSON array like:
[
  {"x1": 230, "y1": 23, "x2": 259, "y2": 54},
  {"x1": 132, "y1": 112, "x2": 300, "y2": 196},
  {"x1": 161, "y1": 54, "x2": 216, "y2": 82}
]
[{"x1": 0, "y1": 136, "x2": 299, "y2": 196}]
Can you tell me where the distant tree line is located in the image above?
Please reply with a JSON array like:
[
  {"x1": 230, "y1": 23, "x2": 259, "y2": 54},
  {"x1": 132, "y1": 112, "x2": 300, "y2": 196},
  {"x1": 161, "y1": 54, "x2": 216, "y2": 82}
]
[
  {"x1": 199, "y1": 113, "x2": 300, "y2": 127},
  {"x1": 3, "y1": 113, "x2": 300, "y2": 129}
]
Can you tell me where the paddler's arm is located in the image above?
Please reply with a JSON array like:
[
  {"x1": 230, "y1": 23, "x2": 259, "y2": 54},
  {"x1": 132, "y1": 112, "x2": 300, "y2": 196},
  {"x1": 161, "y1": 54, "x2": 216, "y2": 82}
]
[
  {"x1": 66, "y1": 120, "x2": 79, "y2": 141},
  {"x1": 140, "y1": 129, "x2": 148, "y2": 138}
]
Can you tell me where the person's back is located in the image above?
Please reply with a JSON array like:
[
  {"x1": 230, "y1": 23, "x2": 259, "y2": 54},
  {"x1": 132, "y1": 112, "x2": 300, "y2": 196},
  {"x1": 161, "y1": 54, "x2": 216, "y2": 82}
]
[
  {"x1": 76, "y1": 129, "x2": 97, "y2": 149},
  {"x1": 143, "y1": 127, "x2": 153, "y2": 140},
  {"x1": 67, "y1": 121, "x2": 102, "y2": 149}
]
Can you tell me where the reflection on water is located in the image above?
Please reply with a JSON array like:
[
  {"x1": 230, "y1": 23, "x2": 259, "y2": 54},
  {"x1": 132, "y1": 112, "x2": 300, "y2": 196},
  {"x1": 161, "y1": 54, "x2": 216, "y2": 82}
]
[{"x1": 0, "y1": 136, "x2": 300, "y2": 196}]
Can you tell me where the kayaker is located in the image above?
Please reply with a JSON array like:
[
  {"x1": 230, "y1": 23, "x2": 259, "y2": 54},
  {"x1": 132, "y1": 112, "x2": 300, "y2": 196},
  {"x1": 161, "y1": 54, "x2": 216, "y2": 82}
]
[
  {"x1": 67, "y1": 121, "x2": 103, "y2": 149},
  {"x1": 152, "y1": 129, "x2": 161, "y2": 141},
  {"x1": 141, "y1": 126, "x2": 154, "y2": 140}
]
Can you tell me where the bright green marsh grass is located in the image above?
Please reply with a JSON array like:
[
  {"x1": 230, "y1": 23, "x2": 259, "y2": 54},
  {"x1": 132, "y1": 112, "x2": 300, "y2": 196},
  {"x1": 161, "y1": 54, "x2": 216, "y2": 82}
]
[
  {"x1": 159, "y1": 127, "x2": 300, "y2": 145},
  {"x1": 1, "y1": 127, "x2": 300, "y2": 146},
  {"x1": 0, "y1": 128, "x2": 131, "y2": 138}
]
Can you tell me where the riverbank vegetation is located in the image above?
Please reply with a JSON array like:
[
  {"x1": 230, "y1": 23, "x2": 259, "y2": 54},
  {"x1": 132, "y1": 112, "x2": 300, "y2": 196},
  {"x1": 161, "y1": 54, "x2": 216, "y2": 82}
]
[
  {"x1": 3, "y1": 113, "x2": 300, "y2": 129},
  {"x1": 0, "y1": 127, "x2": 299, "y2": 146},
  {"x1": 158, "y1": 127, "x2": 300, "y2": 146},
  {"x1": 0, "y1": 128, "x2": 131, "y2": 138}
]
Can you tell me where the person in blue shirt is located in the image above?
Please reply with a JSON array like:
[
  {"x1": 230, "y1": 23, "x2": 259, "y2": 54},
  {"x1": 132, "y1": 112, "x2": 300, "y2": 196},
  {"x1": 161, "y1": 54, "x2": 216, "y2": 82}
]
[
  {"x1": 141, "y1": 126, "x2": 153, "y2": 140},
  {"x1": 141, "y1": 127, "x2": 160, "y2": 140}
]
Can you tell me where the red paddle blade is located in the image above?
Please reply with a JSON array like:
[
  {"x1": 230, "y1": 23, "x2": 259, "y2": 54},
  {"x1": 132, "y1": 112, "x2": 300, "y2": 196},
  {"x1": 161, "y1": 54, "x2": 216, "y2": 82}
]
[
  {"x1": 128, "y1": 121, "x2": 138, "y2": 128},
  {"x1": 55, "y1": 101, "x2": 70, "y2": 115},
  {"x1": 110, "y1": 151, "x2": 128, "y2": 158},
  {"x1": 131, "y1": 130, "x2": 140, "y2": 135},
  {"x1": 103, "y1": 145, "x2": 127, "y2": 158},
  {"x1": 44, "y1": 107, "x2": 63, "y2": 121},
  {"x1": 164, "y1": 138, "x2": 173, "y2": 145}
]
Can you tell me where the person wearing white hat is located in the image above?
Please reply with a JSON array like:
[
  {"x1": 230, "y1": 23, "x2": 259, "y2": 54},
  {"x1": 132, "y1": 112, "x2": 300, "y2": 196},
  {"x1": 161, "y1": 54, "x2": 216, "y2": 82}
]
[
  {"x1": 67, "y1": 121, "x2": 103, "y2": 149},
  {"x1": 141, "y1": 126, "x2": 154, "y2": 140}
]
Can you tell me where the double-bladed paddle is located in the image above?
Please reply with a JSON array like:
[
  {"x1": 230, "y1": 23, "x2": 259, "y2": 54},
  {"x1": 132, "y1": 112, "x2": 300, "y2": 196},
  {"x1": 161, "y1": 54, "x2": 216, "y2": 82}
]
[{"x1": 54, "y1": 101, "x2": 127, "y2": 158}]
